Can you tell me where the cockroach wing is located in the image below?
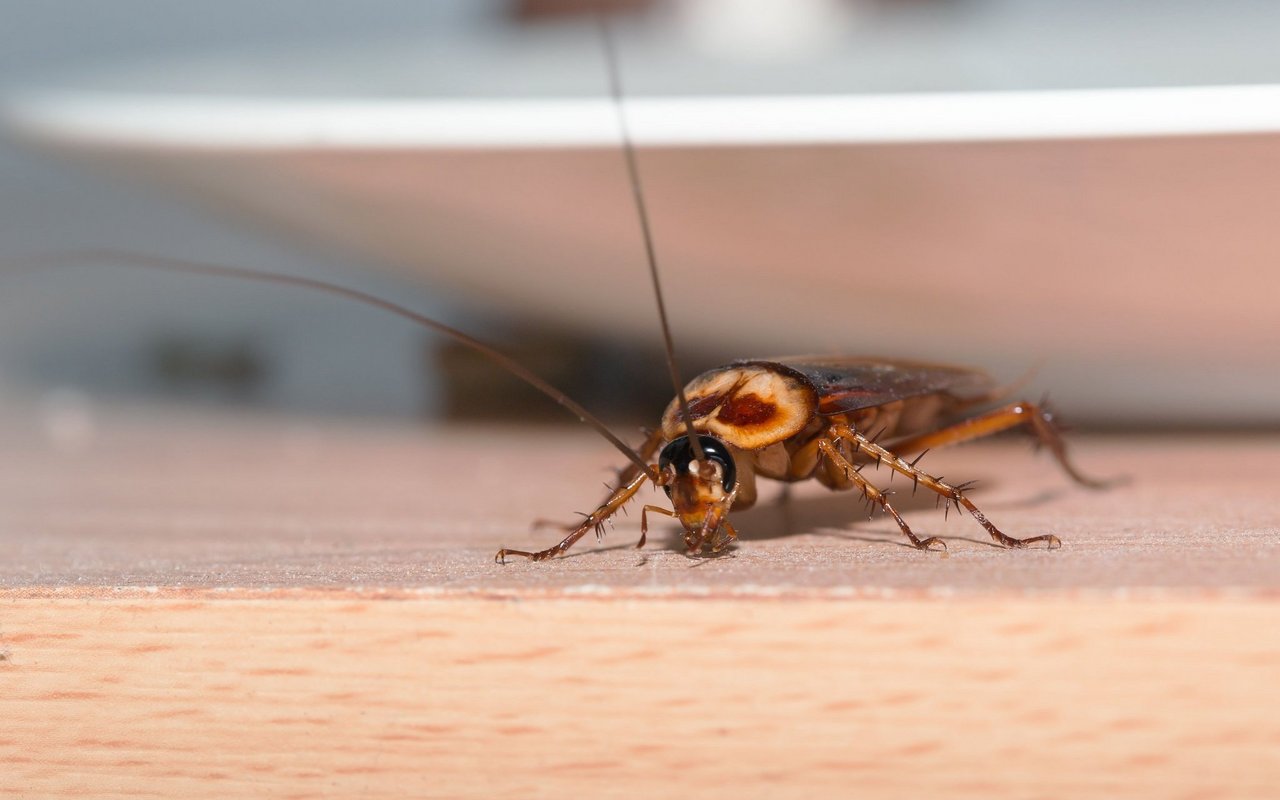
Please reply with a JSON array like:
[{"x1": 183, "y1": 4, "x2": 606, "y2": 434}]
[{"x1": 747, "y1": 358, "x2": 994, "y2": 416}]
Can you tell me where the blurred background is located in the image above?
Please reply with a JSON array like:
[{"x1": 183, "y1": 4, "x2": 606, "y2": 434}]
[{"x1": 2, "y1": 0, "x2": 1279, "y2": 432}]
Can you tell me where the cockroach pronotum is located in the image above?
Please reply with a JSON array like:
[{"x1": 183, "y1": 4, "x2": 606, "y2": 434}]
[{"x1": 23, "y1": 15, "x2": 1110, "y2": 563}]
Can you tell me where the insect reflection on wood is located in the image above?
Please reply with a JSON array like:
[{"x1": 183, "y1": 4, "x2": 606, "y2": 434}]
[{"x1": 31, "y1": 15, "x2": 1111, "y2": 563}]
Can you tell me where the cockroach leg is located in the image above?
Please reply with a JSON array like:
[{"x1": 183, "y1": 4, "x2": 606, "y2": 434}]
[
  {"x1": 639, "y1": 504, "x2": 674, "y2": 550},
  {"x1": 707, "y1": 520, "x2": 740, "y2": 553},
  {"x1": 816, "y1": 439, "x2": 946, "y2": 551},
  {"x1": 829, "y1": 423, "x2": 1061, "y2": 549},
  {"x1": 535, "y1": 428, "x2": 668, "y2": 535},
  {"x1": 887, "y1": 401, "x2": 1113, "y2": 489},
  {"x1": 496, "y1": 471, "x2": 650, "y2": 563},
  {"x1": 613, "y1": 427, "x2": 668, "y2": 485},
  {"x1": 680, "y1": 488, "x2": 738, "y2": 555}
]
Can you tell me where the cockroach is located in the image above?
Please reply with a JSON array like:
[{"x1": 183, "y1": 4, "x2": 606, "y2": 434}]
[{"x1": 24, "y1": 15, "x2": 1109, "y2": 563}]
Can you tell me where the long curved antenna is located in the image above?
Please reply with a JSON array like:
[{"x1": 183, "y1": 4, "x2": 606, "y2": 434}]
[
  {"x1": 13, "y1": 249, "x2": 655, "y2": 477},
  {"x1": 598, "y1": 13, "x2": 708, "y2": 467}
]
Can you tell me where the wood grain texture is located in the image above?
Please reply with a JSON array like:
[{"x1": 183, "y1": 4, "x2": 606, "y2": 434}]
[
  {"x1": 0, "y1": 406, "x2": 1277, "y2": 797},
  {"x1": 3, "y1": 598, "x2": 1278, "y2": 799}
]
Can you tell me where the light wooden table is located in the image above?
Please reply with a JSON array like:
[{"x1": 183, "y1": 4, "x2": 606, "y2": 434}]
[{"x1": 2, "y1": 406, "x2": 1277, "y2": 798}]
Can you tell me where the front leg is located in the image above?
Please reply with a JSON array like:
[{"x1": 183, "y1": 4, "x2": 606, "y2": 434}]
[
  {"x1": 532, "y1": 428, "x2": 667, "y2": 534},
  {"x1": 614, "y1": 427, "x2": 667, "y2": 487},
  {"x1": 496, "y1": 471, "x2": 651, "y2": 563},
  {"x1": 638, "y1": 504, "x2": 674, "y2": 550}
]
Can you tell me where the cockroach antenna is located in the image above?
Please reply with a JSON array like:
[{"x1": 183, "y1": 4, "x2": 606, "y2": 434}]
[
  {"x1": 9, "y1": 249, "x2": 656, "y2": 478},
  {"x1": 597, "y1": 12, "x2": 708, "y2": 468}
]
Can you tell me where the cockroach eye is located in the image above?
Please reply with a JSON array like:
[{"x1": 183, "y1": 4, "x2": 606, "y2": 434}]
[{"x1": 657, "y1": 435, "x2": 737, "y2": 498}]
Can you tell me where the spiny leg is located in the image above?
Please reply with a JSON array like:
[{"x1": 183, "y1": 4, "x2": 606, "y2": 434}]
[
  {"x1": 496, "y1": 471, "x2": 650, "y2": 563},
  {"x1": 683, "y1": 487, "x2": 739, "y2": 555},
  {"x1": 531, "y1": 427, "x2": 667, "y2": 533},
  {"x1": 830, "y1": 422, "x2": 1061, "y2": 549},
  {"x1": 639, "y1": 504, "x2": 674, "y2": 550},
  {"x1": 706, "y1": 519, "x2": 740, "y2": 554},
  {"x1": 615, "y1": 427, "x2": 667, "y2": 484},
  {"x1": 816, "y1": 439, "x2": 946, "y2": 551},
  {"x1": 887, "y1": 401, "x2": 1111, "y2": 489}
]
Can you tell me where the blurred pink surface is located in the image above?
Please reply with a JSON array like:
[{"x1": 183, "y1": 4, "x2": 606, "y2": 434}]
[{"x1": 50, "y1": 133, "x2": 1280, "y2": 425}]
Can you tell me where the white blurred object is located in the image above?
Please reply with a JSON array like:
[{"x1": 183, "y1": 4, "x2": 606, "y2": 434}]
[
  {"x1": 675, "y1": 0, "x2": 857, "y2": 59},
  {"x1": 12, "y1": 85, "x2": 1280, "y2": 149}
]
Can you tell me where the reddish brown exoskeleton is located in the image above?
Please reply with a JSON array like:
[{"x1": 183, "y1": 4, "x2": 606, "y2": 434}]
[{"x1": 495, "y1": 357, "x2": 1108, "y2": 562}]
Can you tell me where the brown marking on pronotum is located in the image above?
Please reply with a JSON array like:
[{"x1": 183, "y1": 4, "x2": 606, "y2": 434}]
[{"x1": 715, "y1": 393, "x2": 777, "y2": 426}]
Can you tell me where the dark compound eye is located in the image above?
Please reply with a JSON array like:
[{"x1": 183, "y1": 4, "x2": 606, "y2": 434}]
[{"x1": 657, "y1": 435, "x2": 737, "y2": 498}]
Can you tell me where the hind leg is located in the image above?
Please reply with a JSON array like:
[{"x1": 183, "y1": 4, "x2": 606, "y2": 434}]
[{"x1": 887, "y1": 401, "x2": 1112, "y2": 489}]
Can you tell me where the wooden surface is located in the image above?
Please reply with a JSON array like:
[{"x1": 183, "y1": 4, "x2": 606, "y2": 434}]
[{"x1": 1, "y1": 406, "x2": 1278, "y2": 797}]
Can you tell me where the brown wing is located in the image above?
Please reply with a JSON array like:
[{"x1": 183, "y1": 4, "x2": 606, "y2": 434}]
[{"x1": 737, "y1": 357, "x2": 994, "y2": 415}]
